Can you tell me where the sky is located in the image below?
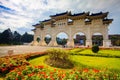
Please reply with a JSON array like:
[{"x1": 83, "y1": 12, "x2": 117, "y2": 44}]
[{"x1": 0, "y1": 0, "x2": 120, "y2": 35}]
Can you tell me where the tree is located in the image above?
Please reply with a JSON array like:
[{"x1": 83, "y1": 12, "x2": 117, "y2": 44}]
[
  {"x1": 0, "y1": 28, "x2": 13, "y2": 44},
  {"x1": 13, "y1": 31, "x2": 21, "y2": 44},
  {"x1": 21, "y1": 32, "x2": 33, "y2": 43}
]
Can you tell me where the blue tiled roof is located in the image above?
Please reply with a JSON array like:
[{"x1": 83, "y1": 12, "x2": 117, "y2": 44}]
[
  {"x1": 103, "y1": 19, "x2": 113, "y2": 21},
  {"x1": 71, "y1": 12, "x2": 85, "y2": 16},
  {"x1": 90, "y1": 12, "x2": 109, "y2": 16},
  {"x1": 42, "y1": 19, "x2": 51, "y2": 22},
  {"x1": 32, "y1": 23, "x2": 40, "y2": 26},
  {"x1": 50, "y1": 11, "x2": 68, "y2": 17}
]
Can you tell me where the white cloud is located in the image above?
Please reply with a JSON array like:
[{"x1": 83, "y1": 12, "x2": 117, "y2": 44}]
[{"x1": 0, "y1": 0, "x2": 120, "y2": 34}]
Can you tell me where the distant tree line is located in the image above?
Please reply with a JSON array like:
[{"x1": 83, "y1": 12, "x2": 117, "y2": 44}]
[
  {"x1": 0, "y1": 28, "x2": 33, "y2": 45},
  {"x1": 109, "y1": 35, "x2": 120, "y2": 46}
]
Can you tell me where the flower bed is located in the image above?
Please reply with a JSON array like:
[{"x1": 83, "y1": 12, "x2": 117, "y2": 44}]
[
  {"x1": 0, "y1": 55, "x2": 29, "y2": 75},
  {"x1": 0, "y1": 52, "x2": 46, "y2": 76},
  {"x1": 5, "y1": 65, "x2": 120, "y2": 80}
]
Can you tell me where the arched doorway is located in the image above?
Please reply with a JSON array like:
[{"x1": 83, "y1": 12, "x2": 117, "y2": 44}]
[
  {"x1": 73, "y1": 32, "x2": 86, "y2": 46},
  {"x1": 92, "y1": 33, "x2": 103, "y2": 46},
  {"x1": 36, "y1": 36, "x2": 40, "y2": 43},
  {"x1": 56, "y1": 32, "x2": 68, "y2": 46},
  {"x1": 44, "y1": 34, "x2": 51, "y2": 45}
]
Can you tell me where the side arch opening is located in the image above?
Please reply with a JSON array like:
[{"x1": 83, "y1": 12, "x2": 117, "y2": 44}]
[
  {"x1": 56, "y1": 32, "x2": 68, "y2": 47},
  {"x1": 73, "y1": 32, "x2": 86, "y2": 47},
  {"x1": 92, "y1": 33, "x2": 103, "y2": 46}
]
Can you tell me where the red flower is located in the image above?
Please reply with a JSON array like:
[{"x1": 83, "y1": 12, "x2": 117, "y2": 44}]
[
  {"x1": 15, "y1": 78, "x2": 18, "y2": 80},
  {"x1": 28, "y1": 73, "x2": 34, "y2": 77},
  {"x1": 58, "y1": 70, "x2": 61, "y2": 72},
  {"x1": 9, "y1": 64, "x2": 13, "y2": 67},
  {"x1": 38, "y1": 65, "x2": 44, "y2": 69},
  {"x1": 34, "y1": 66, "x2": 37, "y2": 68},
  {"x1": 50, "y1": 75, "x2": 53, "y2": 79},
  {"x1": 17, "y1": 72, "x2": 21, "y2": 75},
  {"x1": 70, "y1": 71, "x2": 74, "y2": 74},
  {"x1": 40, "y1": 72, "x2": 46, "y2": 75},
  {"x1": 93, "y1": 69, "x2": 99, "y2": 73},
  {"x1": 1, "y1": 68, "x2": 7, "y2": 72},
  {"x1": 54, "y1": 69, "x2": 56, "y2": 72},
  {"x1": 62, "y1": 74, "x2": 66, "y2": 78},
  {"x1": 83, "y1": 68, "x2": 89, "y2": 72},
  {"x1": 44, "y1": 75, "x2": 48, "y2": 78},
  {"x1": 76, "y1": 75, "x2": 78, "y2": 79}
]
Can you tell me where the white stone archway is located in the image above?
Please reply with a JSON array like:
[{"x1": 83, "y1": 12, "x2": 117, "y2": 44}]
[{"x1": 32, "y1": 11, "x2": 113, "y2": 47}]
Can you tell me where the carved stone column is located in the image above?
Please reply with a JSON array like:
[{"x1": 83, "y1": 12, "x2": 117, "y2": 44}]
[
  {"x1": 48, "y1": 37, "x2": 58, "y2": 46},
  {"x1": 103, "y1": 40, "x2": 111, "y2": 47},
  {"x1": 38, "y1": 36, "x2": 46, "y2": 46},
  {"x1": 40, "y1": 40, "x2": 46, "y2": 46},
  {"x1": 86, "y1": 32, "x2": 92, "y2": 47},
  {"x1": 103, "y1": 31, "x2": 111, "y2": 47},
  {"x1": 86, "y1": 39, "x2": 92, "y2": 47},
  {"x1": 32, "y1": 41, "x2": 38, "y2": 46},
  {"x1": 67, "y1": 39, "x2": 74, "y2": 47}
]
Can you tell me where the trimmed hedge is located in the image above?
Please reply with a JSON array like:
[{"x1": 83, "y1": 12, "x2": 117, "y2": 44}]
[{"x1": 92, "y1": 45, "x2": 99, "y2": 53}]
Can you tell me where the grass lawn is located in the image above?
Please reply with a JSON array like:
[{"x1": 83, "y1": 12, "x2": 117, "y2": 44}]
[
  {"x1": 70, "y1": 48, "x2": 120, "y2": 58},
  {"x1": 29, "y1": 54, "x2": 120, "y2": 72},
  {"x1": 71, "y1": 55, "x2": 120, "y2": 72},
  {"x1": 29, "y1": 55, "x2": 68, "y2": 70}
]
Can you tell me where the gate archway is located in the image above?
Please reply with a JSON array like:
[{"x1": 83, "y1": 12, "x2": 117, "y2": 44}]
[
  {"x1": 44, "y1": 34, "x2": 51, "y2": 45},
  {"x1": 92, "y1": 33, "x2": 103, "y2": 46},
  {"x1": 56, "y1": 32, "x2": 68, "y2": 46},
  {"x1": 73, "y1": 32, "x2": 86, "y2": 46}
]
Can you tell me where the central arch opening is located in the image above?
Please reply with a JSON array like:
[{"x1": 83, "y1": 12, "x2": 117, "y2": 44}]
[
  {"x1": 92, "y1": 33, "x2": 103, "y2": 46},
  {"x1": 56, "y1": 32, "x2": 68, "y2": 46},
  {"x1": 73, "y1": 32, "x2": 86, "y2": 46},
  {"x1": 44, "y1": 34, "x2": 51, "y2": 45}
]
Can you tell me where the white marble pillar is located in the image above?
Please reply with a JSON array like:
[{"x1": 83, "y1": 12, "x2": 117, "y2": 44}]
[
  {"x1": 48, "y1": 37, "x2": 58, "y2": 46},
  {"x1": 86, "y1": 39, "x2": 92, "y2": 47}
]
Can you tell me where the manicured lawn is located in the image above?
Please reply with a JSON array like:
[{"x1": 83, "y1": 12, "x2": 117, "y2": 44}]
[
  {"x1": 71, "y1": 55, "x2": 120, "y2": 72},
  {"x1": 29, "y1": 55, "x2": 48, "y2": 66},
  {"x1": 29, "y1": 55, "x2": 73, "y2": 72},
  {"x1": 29, "y1": 55, "x2": 120, "y2": 72},
  {"x1": 29, "y1": 55, "x2": 65, "y2": 70},
  {"x1": 70, "y1": 48, "x2": 120, "y2": 58}
]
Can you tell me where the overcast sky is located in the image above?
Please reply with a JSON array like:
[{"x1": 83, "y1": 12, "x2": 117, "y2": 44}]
[{"x1": 0, "y1": 0, "x2": 120, "y2": 34}]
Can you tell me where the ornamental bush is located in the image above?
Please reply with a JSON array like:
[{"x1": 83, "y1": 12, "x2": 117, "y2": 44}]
[
  {"x1": 45, "y1": 49, "x2": 74, "y2": 69},
  {"x1": 92, "y1": 45, "x2": 99, "y2": 53}
]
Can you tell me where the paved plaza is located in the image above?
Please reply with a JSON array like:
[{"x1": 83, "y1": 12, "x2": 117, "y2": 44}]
[{"x1": 0, "y1": 45, "x2": 62, "y2": 57}]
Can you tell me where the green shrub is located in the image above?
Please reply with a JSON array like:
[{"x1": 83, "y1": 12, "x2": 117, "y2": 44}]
[
  {"x1": 45, "y1": 49, "x2": 74, "y2": 69},
  {"x1": 92, "y1": 45, "x2": 99, "y2": 53}
]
